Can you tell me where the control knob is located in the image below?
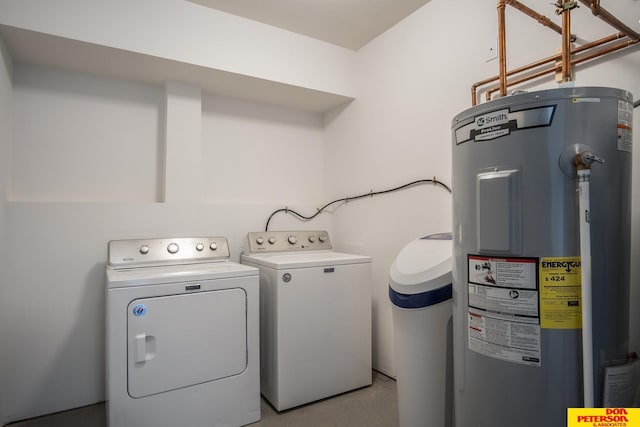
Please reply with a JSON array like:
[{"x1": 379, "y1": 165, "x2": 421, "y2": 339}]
[
  {"x1": 256, "y1": 237, "x2": 265, "y2": 245},
  {"x1": 288, "y1": 235, "x2": 297, "y2": 245},
  {"x1": 319, "y1": 235, "x2": 327, "y2": 243},
  {"x1": 139, "y1": 245, "x2": 149, "y2": 254},
  {"x1": 268, "y1": 237, "x2": 276, "y2": 245},
  {"x1": 167, "y1": 243, "x2": 179, "y2": 254},
  {"x1": 196, "y1": 243, "x2": 204, "y2": 251},
  {"x1": 308, "y1": 236, "x2": 316, "y2": 243},
  {"x1": 210, "y1": 242, "x2": 218, "y2": 251}
]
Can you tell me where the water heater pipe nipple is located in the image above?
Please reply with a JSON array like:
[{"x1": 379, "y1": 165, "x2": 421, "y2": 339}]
[{"x1": 573, "y1": 151, "x2": 605, "y2": 170}]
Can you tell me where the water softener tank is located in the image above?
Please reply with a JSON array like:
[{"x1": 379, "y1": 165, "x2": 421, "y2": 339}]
[{"x1": 451, "y1": 87, "x2": 633, "y2": 426}]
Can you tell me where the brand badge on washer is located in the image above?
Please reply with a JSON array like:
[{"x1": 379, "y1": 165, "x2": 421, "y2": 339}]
[
  {"x1": 282, "y1": 273, "x2": 292, "y2": 283},
  {"x1": 132, "y1": 304, "x2": 147, "y2": 317}
]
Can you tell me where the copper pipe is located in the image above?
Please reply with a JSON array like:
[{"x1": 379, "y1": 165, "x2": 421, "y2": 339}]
[
  {"x1": 483, "y1": 37, "x2": 638, "y2": 101},
  {"x1": 572, "y1": 37, "x2": 638, "y2": 65},
  {"x1": 471, "y1": 32, "x2": 625, "y2": 104},
  {"x1": 485, "y1": 65, "x2": 555, "y2": 101},
  {"x1": 578, "y1": 0, "x2": 640, "y2": 42},
  {"x1": 498, "y1": 0, "x2": 508, "y2": 98},
  {"x1": 561, "y1": 2, "x2": 572, "y2": 81},
  {"x1": 484, "y1": 39, "x2": 635, "y2": 100},
  {"x1": 571, "y1": 32, "x2": 626, "y2": 54},
  {"x1": 506, "y1": 0, "x2": 576, "y2": 41},
  {"x1": 472, "y1": 0, "x2": 639, "y2": 105}
]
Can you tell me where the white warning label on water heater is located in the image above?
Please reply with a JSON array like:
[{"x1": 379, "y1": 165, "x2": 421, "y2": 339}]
[
  {"x1": 617, "y1": 100, "x2": 633, "y2": 153},
  {"x1": 468, "y1": 308, "x2": 541, "y2": 367},
  {"x1": 467, "y1": 255, "x2": 541, "y2": 366}
]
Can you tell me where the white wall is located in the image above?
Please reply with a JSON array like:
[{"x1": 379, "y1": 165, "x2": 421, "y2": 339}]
[
  {"x1": 11, "y1": 65, "x2": 163, "y2": 202},
  {"x1": 0, "y1": 0, "x2": 356, "y2": 98},
  {"x1": 325, "y1": 0, "x2": 640, "y2": 376},
  {"x1": 201, "y1": 94, "x2": 325, "y2": 205},
  {"x1": 0, "y1": 37, "x2": 14, "y2": 427}
]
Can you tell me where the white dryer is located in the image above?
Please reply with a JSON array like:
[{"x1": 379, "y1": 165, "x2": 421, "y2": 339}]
[
  {"x1": 241, "y1": 230, "x2": 372, "y2": 411},
  {"x1": 106, "y1": 237, "x2": 260, "y2": 427}
]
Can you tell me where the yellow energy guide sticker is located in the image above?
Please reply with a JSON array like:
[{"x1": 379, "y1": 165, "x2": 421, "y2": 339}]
[
  {"x1": 568, "y1": 408, "x2": 640, "y2": 427},
  {"x1": 540, "y1": 257, "x2": 581, "y2": 329}
]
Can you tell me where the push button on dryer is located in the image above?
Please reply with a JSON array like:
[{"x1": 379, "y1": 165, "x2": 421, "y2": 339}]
[{"x1": 167, "y1": 243, "x2": 179, "y2": 254}]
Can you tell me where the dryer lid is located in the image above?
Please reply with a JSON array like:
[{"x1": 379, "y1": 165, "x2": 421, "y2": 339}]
[{"x1": 106, "y1": 261, "x2": 258, "y2": 288}]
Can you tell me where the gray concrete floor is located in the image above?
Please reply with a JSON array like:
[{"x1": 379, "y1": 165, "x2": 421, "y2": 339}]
[{"x1": 6, "y1": 371, "x2": 398, "y2": 427}]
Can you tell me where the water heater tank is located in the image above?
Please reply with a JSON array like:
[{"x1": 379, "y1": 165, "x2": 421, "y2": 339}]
[{"x1": 451, "y1": 87, "x2": 633, "y2": 426}]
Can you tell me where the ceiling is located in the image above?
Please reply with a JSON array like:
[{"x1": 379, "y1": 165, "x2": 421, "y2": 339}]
[{"x1": 187, "y1": 0, "x2": 430, "y2": 50}]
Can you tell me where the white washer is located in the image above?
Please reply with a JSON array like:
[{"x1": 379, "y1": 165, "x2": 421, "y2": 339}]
[
  {"x1": 241, "y1": 230, "x2": 372, "y2": 411},
  {"x1": 106, "y1": 237, "x2": 260, "y2": 427}
]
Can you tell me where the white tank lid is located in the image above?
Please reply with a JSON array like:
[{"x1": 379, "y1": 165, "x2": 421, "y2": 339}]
[{"x1": 389, "y1": 232, "x2": 452, "y2": 295}]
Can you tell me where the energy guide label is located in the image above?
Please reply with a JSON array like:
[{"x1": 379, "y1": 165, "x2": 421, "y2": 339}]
[
  {"x1": 539, "y1": 256, "x2": 582, "y2": 329},
  {"x1": 467, "y1": 255, "x2": 541, "y2": 366}
]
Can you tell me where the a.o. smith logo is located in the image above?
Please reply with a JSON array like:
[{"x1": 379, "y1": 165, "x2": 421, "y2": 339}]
[
  {"x1": 472, "y1": 108, "x2": 511, "y2": 141},
  {"x1": 455, "y1": 104, "x2": 556, "y2": 145},
  {"x1": 475, "y1": 109, "x2": 509, "y2": 128}
]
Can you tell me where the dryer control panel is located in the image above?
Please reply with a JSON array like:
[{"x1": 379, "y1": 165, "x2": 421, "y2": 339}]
[
  {"x1": 108, "y1": 237, "x2": 230, "y2": 268},
  {"x1": 246, "y1": 230, "x2": 332, "y2": 253}
]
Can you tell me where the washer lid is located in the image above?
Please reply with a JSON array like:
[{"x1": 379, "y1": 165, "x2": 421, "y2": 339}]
[
  {"x1": 389, "y1": 232, "x2": 452, "y2": 295},
  {"x1": 241, "y1": 251, "x2": 371, "y2": 269}
]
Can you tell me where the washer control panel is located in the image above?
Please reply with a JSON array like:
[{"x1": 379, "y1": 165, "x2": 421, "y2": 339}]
[
  {"x1": 246, "y1": 230, "x2": 332, "y2": 253},
  {"x1": 108, "y1": 237, "x2": 230, "y2": 268}
]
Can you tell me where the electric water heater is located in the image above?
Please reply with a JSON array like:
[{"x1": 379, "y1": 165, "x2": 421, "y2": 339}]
[{"x1": 451, "y1": 87, "x2": 633, "y2": 426}]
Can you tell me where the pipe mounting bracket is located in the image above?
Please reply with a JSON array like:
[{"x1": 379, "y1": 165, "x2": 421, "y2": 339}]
[{"x1": 555, "y1": 0, "x2": 579, "y2": 15}]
